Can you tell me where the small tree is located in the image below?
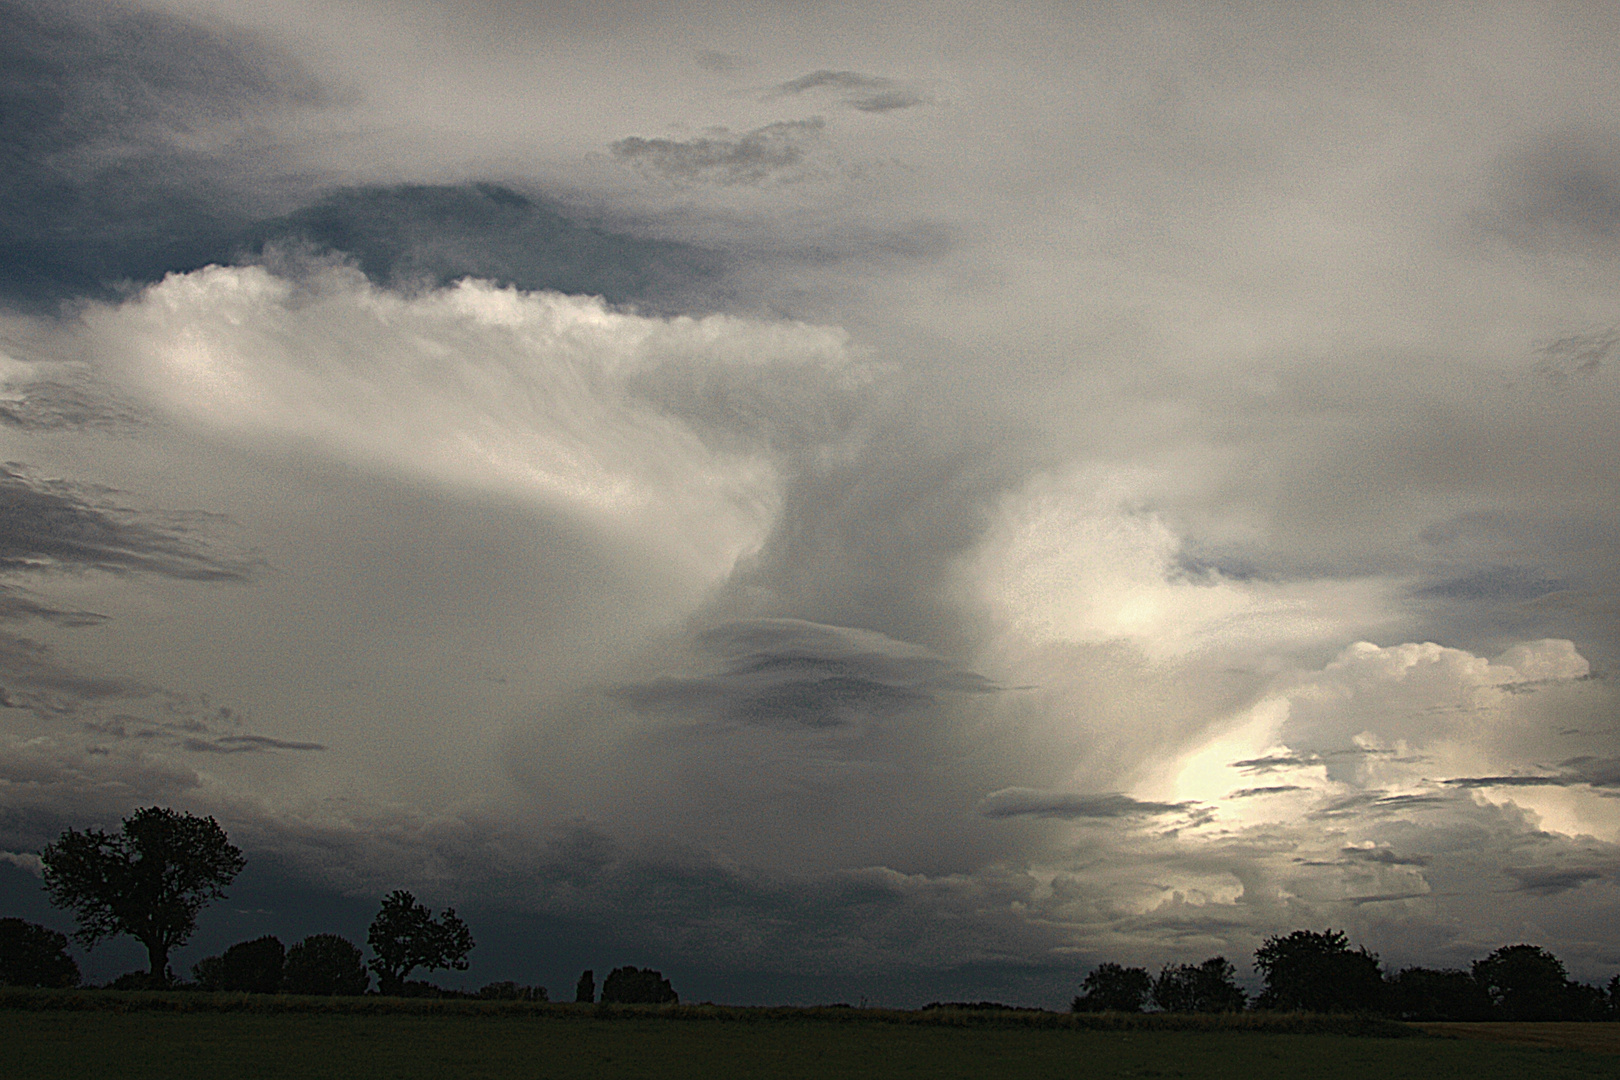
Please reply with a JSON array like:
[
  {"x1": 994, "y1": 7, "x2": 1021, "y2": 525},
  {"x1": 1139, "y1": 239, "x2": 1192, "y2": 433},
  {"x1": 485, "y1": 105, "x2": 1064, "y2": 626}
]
[
  {"x1": 39, "y1": 806, "x2": 246, "y2": 983},
  {"x1": 1254, "y1": 929, "x2": 1383, "y2": 1012},
  {"x1": 1151, "y1": 956, "x2": 1247, "y2": 1013},
  {"x1": 0, "y1": 918, "x2": 80, "y2": 988},
  {"x1": 600, "y1": 966, "x2": 678, "y2": 1004},
  {"x1": 1472, "y1": 945, "x2": 1570, "y2": 1021},
  {"x1": 1071, "y1": 962, "x2": 1152, "y2": 1013},
  {"x1": 193, "y1": 935, "x2": 284, "y2": 993},
  {"x1": 283, "y1": 934, "x2": 370, "y2": 995},
  {"x1": 575, "y1": 968, "x2": 595, "y2": 1003},
  {"x1": 367, "y1": 889, "x2": 474, "y2": 995}
]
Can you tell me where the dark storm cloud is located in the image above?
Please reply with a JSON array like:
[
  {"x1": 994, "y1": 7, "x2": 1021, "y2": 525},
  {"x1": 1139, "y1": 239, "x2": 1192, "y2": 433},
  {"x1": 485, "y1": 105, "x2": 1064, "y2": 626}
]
[
  {"x1": 1486, "y1": 133, "x2": 1620, "y2": 254},
  {"x1": 0, "y1": 0, "x2": 321, "y2": 308},
  {"x1": 1415, "y1": 565, "x2": 1563, "y2": 603},
  {"x1": 610, "y1": 120, "x2": 826, "y2": 185},
  {"x1": 0, "y1": 585, "x2": 106, "y2": 628},
  {"x1": 616, "y1": 618, "x2": 1000, "y2": 729},
  {"x1": 181, "y1": 734, "x2": 325, "y2": 754},
  {"x1": 0, "y1": 466, "x2": 251, "y2": 581},
  {"x1": 979, "y1": 788, "x2": 1197, "y2": 821},
  {"x1": 1505, "y1": 865, "x2": 1610, "y2": 897},
  {"x1": 1232, "y1": 753, "x2": 1322, "y2": 774},
  {"x1": 1228, "y1": 785, "x2": 1304, "y2": 798},
  {"x1": 250, "y1": 184, "x2": 725, "y2": 307},
  {"x1": 0, "y1": 2, "x2": 723, "y2": 309},
  {"x1": 1446, "y1": 757, "x2": 1620, "y2": 792},
  {"x1": 0, "y1": 630, "x2": 146, "y2": 711},
  {"x1": 1342, "y1": 847, "x2": 1430, "y2": 867},
  {"x1": 767, "y1": 70, "x2": 928, "y2": 113}
]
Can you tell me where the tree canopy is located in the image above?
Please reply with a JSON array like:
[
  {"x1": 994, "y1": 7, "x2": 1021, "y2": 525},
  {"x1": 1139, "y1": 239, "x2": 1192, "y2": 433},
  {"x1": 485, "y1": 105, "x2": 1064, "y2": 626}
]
[
  {"x1": 193, "y1": 935, "x2": 285, "y2": 993},
  {"x1": 39, "y1": 806, "x2": 245, "y2": 982},
  {"x1": 1254, "y1": 928, "x2": 1384, "y2": 1012},
  {"x1": 1472, "y1": 944, "x2": 1572, "y2": 1021},
  {"x1": 1151, "y1": 956, "x2": 1246, "y2": 1013},
  {"x1": 1072, "y1": 962, "x2": 1153, "y2": 1013},
  {"x1": 366, "y1": 889, "x2": 474, "y2": 995},
  {"x1": 283, "y1": 933, "x2": 371, "y2": 996},
  {"x1": 600, "y1": 966, "x2": 678, "y2": 1004}
]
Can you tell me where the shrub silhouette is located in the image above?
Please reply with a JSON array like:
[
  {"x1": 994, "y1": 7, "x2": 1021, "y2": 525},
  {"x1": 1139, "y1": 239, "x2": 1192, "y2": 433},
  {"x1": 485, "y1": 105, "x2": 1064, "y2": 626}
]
[
  {"x1": 193, "y1": 935, "x2": 284, "y2": 993},
  {"x1": 0, "y1": 918, "x2": 80, "y2": 988},
  {"x1": 599, "y1": 966, "x2": 678, "y2": 1004},
  {"x1": 1072, "y1": 962, "x2": 1152, "y2": 1012},
  {"x1": 1151, "y1": 957, "x2": 1246, "y2": 1013},
  {"x1": 283, "y1": 934, "x2": 370, "y2": 996}
]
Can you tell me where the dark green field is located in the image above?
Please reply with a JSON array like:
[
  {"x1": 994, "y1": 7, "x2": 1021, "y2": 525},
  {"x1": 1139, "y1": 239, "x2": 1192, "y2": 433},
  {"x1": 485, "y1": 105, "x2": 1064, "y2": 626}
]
[{"x1": 7, "y1": 1008, "x2": 1620, "y2": 1080}]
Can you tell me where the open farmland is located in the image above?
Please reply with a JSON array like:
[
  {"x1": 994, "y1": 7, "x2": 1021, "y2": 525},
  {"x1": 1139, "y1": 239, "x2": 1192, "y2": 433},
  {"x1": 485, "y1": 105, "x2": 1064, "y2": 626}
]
[{"x1": 5, "y1": 1001, "x2": 1620, "y2": 1080}]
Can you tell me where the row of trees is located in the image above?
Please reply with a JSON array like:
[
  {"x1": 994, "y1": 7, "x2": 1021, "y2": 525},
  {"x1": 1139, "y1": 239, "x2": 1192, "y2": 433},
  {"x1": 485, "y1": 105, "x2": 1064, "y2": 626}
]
[
  {"x1": 1074, "y1": 929, "x2": 1620, "y2": 1021},
  {"x1": 2, "y1": 807, "x2": 680, "y2": 1002}
]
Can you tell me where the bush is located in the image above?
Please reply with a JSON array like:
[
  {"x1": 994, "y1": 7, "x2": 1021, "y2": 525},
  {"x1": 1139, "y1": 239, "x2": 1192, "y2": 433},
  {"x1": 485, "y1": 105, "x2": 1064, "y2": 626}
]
[
  {"x1": 1151, "y1": 957, "x2": 1246, "y2": 1013},
  {"x1": 477, "y1": 980, "x2": 547, "y2": 1001},
  {"x1": 1072, "y1": 963, "x2": 1152, "y2": 1013},
  {"x1": 193, "y1": 936, "x2": 284, "y2": 993},
  {"x1": 599, "y1": 966, "x2": 678, "y2": 1005},
  {"x1": 0, "y1": 918, "x2": 80, "y2": 988},
  {"x1": 283, "y1": 934, "x2": 370, "y2": 996}
]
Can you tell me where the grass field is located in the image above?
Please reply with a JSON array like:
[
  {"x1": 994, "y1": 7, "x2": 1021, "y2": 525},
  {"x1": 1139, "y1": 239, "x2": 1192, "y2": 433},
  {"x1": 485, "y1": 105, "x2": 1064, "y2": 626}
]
[{"x1": 7, "y1": 1009, "x2": 1620, "y2": 1080}]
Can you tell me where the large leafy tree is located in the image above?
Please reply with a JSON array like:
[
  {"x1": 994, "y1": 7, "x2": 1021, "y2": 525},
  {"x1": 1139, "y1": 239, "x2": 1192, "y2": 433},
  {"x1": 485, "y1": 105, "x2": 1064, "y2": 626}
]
[
  {"x1": 1472, "y1": 944, "x2": 1571, "y2": 1021},
  {"x1": 39, "y1": 806, "x2": 246, "y2": 984},
  {"x1": 366, "y1": 889, "x2": 474, "y2": 995},
  {"x1": 1254, "y1": 928, "x2": 1384, "y2": 1012}
]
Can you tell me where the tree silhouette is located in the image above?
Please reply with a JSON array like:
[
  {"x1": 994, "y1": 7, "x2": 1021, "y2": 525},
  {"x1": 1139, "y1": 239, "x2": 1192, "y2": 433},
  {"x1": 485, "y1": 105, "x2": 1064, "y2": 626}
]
[
  {"x1": 283, "y1": 933, "x2": 370, "y2": 995},
  {"x1": 600, "y1": 966, "x2": 677, "y2": 1004},
  {"x1": 366, "y1": 889, "x2": 474, "y2": 995},
  {"x1": 575, "y1": 968, "x2": 595, "y2": 1003},
  {"x1": 1151, "y1": 956, "x2": 1246, "y2": 1013},
  {"x1": 1254, "y1": 929, "x2": 1383, "y2": 1012},
  {"x1": 1386, "y1": 967, "x2": 1493, "y2": 1021},
  {"x1": 193, "y1": 935, "x2": 284, "y2": 993},
  {"x1": 39, "y1": 806, "x2": 245, "y2": 983},
  {"x1": 0, "y1": 918, "x2": 80, "y2": 987},
  {"x1": 1472, "y1": 944, "x2": 1570, "y2": 1021},
  {"x1": 1071, "y1": 963, "x2": 1152, "y2": 1012}
]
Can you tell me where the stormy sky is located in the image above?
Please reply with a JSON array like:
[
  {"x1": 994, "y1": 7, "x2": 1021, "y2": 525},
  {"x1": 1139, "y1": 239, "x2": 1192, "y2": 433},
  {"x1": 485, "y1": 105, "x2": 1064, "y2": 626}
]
[{"x1": 2, "y1": 0, "x2": 1619, "y2": 1005}]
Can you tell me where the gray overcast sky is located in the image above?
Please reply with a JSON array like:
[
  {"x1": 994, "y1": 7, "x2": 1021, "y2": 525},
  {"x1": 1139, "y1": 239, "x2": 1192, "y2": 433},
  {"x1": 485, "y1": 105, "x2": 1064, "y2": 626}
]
[{"x1": 2, "y1": 0, "x2": 1619, "y2": 1003}]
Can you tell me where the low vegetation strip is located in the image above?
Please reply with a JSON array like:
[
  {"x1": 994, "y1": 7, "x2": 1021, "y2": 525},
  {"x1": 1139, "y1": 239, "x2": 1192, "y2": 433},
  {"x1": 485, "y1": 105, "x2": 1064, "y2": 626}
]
[{"x1": 0, "y1": 988, "x2": 1412, "y2": 1035}]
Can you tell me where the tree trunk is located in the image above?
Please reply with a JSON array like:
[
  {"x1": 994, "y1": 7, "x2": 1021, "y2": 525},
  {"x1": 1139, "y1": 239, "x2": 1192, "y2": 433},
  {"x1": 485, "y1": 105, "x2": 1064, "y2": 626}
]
[{"x1": 145, "y1": 940, "x2": 169, "y2": 985}]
